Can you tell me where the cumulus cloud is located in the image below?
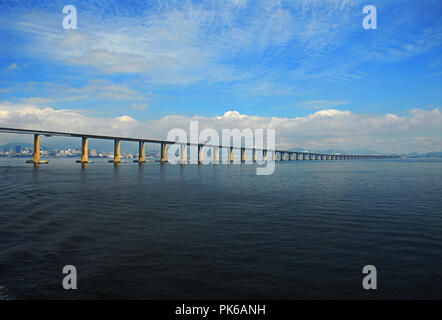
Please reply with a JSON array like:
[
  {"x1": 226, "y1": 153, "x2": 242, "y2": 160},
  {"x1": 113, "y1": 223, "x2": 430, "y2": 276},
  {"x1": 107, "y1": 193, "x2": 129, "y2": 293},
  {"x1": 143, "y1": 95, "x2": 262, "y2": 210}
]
[{"x1": 0, "y1": 102, "x2": 440, "y2": 153}]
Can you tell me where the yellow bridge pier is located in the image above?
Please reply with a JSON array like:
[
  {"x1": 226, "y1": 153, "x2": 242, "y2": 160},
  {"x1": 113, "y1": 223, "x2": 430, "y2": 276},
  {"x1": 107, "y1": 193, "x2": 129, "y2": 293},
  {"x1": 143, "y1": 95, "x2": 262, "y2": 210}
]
[
  {"x1": 81, "y1": 137, "x2": 88, "y2": 163},
  {"x1": 134, "y1": 141, "x2": 146, "y2": 163},
  {"x1": 26, "y1": 134, "x2": 48, "y2": 165},
  {"x1": 160, "y1": 143, "x2": 168, "y2": 163},
  {"x1": 108, "y1": 139, "x2": 121, "y2": 164},
  {"x1": 181, "y1": 144, "x2": 187, "y2": 163},
  {"x1": 214, "y1": 146, "x2": 220, "y2": 164},
  {"x1": 253, "y1": 149, "x2": 257, "y2": 163},
  {"x1": 263, "y1": 150, "x2": 268, "y2": 161},
  {"x1": 108, "y1": 139, "x2": 121, "y2": 165},
  {"x1": 198, "y1": 145, "x2": 204, "y2": 164},
  {"x1": 241, "y1": 148, "x2": 246, "y2": 163},
  {"x1": 229, "y1": 147, "x2": 234, "y2": 163},
  {"x1": 75, "y1": 137, "x2": 91, "y2": 166}
]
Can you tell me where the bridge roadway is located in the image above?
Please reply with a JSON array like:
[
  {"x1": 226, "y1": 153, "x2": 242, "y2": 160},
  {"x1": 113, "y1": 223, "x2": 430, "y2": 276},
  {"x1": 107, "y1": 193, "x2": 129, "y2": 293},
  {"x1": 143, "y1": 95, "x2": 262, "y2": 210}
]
[{"x1": 0, "y1": 127, "x2": 399, "y2": 164}]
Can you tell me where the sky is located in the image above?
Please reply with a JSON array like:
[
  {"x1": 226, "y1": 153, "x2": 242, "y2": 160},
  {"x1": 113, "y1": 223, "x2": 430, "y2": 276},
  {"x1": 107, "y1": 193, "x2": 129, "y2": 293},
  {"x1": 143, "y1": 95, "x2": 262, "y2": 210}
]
[{"x1": 0, "y1": 0, "x2": 441, "y2": 153}]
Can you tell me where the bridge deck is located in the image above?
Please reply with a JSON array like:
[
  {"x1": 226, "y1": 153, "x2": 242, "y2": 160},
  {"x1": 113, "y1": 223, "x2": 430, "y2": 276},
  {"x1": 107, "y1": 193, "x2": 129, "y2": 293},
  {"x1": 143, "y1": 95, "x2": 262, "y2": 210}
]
[{"x1": 0, "y1": 126, "x2": 398, "y2": 158}]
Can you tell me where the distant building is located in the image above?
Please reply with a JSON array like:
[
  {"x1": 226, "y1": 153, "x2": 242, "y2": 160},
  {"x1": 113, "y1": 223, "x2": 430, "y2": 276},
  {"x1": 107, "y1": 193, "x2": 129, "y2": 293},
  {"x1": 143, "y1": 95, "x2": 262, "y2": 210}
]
[{"x1": 89, "y1": 149, "x2": 98, "y2": 157}]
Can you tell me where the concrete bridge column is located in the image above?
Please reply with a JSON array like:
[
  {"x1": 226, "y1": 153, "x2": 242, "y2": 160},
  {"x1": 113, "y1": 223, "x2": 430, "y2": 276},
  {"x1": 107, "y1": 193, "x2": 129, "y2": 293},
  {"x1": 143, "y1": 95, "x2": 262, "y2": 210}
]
[
  {"x1": 214, "y1": 146, "x2": 220, "y2": 163},
  {"x1": 81, "y1": 137, "x2": 88, "y2": 163},
  {"x1": 134, "y1": 141, "x2": 146, "y2": 163},
  {"x1": 181, "y1": 144, "x2": 187, "y2": 163},
  {"x1": 198, "y1": 145, "x2": 204, "y2": 164},
  {"x1": 114, "y1": 139, "x2": 121, "y2": 164},
  {"x1": 160, "y1": 143, "x2": 167, "y2": 163},
  {"x1": 274, "y1": 151, "x2": 278, "y2": 161},
  {"x1": 229, "y1": 147, "x2": 234, "y2": 163},
  {"x1": 263, "y1": 150, "x2": 267, "y2": 161},
  {"x1": 27, "y1": 134, "x2": 49, "y2": 165},
  {"x1": 241, "y1": 148, "x2": 246, "y2": 162},
  {"x1": 33, "y1": 134, "x2": 40, "y2": 163}
]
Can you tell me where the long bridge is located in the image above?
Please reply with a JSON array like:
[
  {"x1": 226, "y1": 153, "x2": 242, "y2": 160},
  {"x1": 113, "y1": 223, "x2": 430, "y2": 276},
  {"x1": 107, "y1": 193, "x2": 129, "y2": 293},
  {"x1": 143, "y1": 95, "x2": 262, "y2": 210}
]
[{"x1": 0, "y1": 127, "x2": 398, "y2": 165}]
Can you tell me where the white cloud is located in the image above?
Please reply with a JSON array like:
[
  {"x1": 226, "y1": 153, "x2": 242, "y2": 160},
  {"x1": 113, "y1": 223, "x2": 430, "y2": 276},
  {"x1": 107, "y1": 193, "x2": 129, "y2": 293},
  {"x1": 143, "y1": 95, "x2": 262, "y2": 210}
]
[
  {"x1": 7, "y1": 63, "x2": 17, "y2": 70},
  {"x1": 19, "y1": 97, "x2": 53, "y2": 105},
  {"x1": 299, "y1": 100, "x2": 350, "y2": 109},
  {"x1": 131, "y1": 103, "x2": 149, "y2": 111},
  {"x1": 6, "y1": 79, "x2": 149, "y2": 103},
  {"x1": 10, "y1": 0, "x2": 438, "y2": 87},
  {"x1": 0, "y1": 102, "x2": 440, "y2": 153}
]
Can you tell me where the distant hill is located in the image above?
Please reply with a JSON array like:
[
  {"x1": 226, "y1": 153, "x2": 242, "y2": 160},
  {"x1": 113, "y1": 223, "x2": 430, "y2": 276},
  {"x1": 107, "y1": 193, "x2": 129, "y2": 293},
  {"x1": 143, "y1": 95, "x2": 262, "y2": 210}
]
[
  {"x1": 406, "y1": 151, "x2": 442, "y2": 158},
  {"x1": 423, "y1": 151, "x2": 442, "y2": 157}
]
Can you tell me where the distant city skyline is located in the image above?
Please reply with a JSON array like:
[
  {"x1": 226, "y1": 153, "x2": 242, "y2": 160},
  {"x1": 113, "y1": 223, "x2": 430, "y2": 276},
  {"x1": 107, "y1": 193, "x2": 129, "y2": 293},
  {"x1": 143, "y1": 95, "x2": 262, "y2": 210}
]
[{"x1": 0, "y1": 0, "x2": 441, "y2": 153}]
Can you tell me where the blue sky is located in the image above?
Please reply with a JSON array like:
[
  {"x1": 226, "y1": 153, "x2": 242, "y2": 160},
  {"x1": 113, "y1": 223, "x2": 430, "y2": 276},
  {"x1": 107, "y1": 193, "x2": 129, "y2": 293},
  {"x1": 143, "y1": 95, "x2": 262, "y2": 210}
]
[{"x1": 0, "y1": 0, "x2": 441, "y2": 153}]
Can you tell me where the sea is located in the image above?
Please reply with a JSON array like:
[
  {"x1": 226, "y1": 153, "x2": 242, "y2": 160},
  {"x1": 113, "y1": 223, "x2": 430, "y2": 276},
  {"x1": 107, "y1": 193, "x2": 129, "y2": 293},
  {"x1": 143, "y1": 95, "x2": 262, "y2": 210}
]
[{"x1": 0, "y1": 157, "x2": 441, "y2": 299}]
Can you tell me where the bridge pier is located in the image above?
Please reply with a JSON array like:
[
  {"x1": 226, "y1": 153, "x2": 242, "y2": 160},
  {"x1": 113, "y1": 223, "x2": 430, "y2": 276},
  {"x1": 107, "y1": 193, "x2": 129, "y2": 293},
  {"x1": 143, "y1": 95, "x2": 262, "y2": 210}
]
[
  {"x1": 26, "y1": 134, "x2": 49, "y2": 164},
  {"x1": 198, "y1": 145, "x2": 204, "y2": 164},
  {"x1": 76, "y1": 137, "x2": 91, "y2": 165},
  {"x1": 229, "y1": 147, "x2": 234, "y2": 163},
  {"x1": 108, "y1": 139, "x2": 121, "y2": 165},
  {"x1": 274, "y1": 151, "x2": 278, "y2": 161},
  {"x1": 181, "y1": 144, "x2": 187, "y2": 163},
  {"x1": 134, "y1": 141, "x2": 146, "y2": 163},
  {"x1": 263, "y1": 150, "x2": 267, "y2": 161},
  {"x1": 160, "y1": 143, "x2": 167, "y2": 163},
  {"x1": 253, "y1": 149, "x2": 257, "y2": 162},
  {"x1": 214, "y1": 146, "x2": 219, "y2": 164}
]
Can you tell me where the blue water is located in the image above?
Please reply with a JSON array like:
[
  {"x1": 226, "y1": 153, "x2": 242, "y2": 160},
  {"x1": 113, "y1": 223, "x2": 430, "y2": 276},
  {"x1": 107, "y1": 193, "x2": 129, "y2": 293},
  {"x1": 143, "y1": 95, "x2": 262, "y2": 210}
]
[{"x1": 0, "y1": 158, "x2": 441, "y2": 299}]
